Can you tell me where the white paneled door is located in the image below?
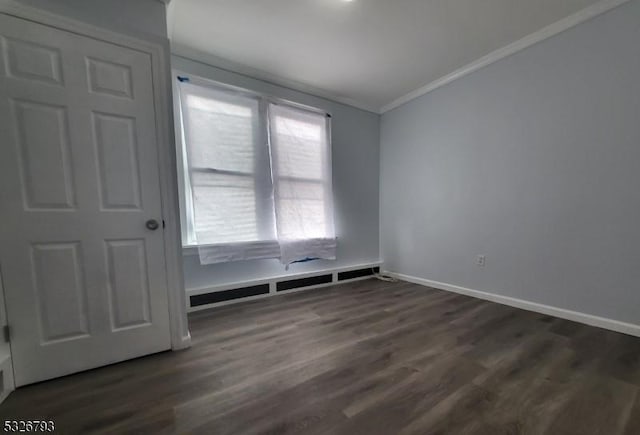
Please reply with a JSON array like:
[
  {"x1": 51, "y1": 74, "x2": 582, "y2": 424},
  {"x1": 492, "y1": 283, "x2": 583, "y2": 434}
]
[{"x1": 0, "y1": 14, "x2": 171, "y2": 386}]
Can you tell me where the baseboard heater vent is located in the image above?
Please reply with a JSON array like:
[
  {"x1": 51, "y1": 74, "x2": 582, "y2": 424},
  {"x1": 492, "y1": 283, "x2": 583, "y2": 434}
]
[
  {"x1": 276, "y1": 274, "x2": 333, "y2": 292},
  {"x1": 190, "y1": 284, "x2": 270, "y2": 307},
  {"x1": 187, "y1": 264, "x2": 381, "y2": 311},
  {"x1": 338, "y1": 266, "x2": 379, "y2": 281}
]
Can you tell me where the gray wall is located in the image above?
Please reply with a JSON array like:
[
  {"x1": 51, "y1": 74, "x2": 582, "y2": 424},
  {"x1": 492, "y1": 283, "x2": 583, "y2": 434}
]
[
  {"x1": 380, "y1": 0, "x2": 640, "y2": 325},
  {"x1": 17, "y1": 0, "x2": 167, "y2": 40},
  {"x1": 173, "y1": 55, "x2": 381, "y2": 291}
]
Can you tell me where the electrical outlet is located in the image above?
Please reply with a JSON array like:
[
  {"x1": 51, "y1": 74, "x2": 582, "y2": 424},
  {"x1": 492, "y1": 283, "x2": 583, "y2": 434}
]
[{"x1": 476, "y1": 255, "x2": 485, "y2": 267}]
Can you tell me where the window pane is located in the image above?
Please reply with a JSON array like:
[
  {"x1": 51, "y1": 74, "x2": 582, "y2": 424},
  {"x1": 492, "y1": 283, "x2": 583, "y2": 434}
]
[{"x1": 190, "y1": 172, "x2": 259, "y2": 244}]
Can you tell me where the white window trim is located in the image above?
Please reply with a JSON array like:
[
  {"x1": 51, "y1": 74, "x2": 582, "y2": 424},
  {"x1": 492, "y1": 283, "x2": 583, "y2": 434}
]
[{"x1": 172, "y1": 70, "x2": 333, "y2": 251}]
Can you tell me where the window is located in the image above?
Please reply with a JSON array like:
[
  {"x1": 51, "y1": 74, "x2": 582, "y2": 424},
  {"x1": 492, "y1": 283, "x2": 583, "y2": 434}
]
[{"x1": 175, "y1": 76, "x2": 336, "y2": 265}]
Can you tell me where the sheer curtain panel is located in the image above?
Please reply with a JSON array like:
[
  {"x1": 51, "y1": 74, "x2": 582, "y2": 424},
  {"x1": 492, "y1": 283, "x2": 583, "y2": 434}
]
[
  {"x1": 268, "y1": 103, "x2": 336, "y2": 265},
  {"x1": 178, "y1": 81, "x2": 279, "y2": 263}
]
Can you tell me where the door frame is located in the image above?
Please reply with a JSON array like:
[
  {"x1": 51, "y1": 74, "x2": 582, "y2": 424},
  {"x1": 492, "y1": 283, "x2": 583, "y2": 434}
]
[{"x1": 0, "y1": 0, "x2": 191, "y2": 351}]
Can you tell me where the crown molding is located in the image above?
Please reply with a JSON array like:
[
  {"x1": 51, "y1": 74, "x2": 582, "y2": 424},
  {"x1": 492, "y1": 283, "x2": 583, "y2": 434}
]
[
  {"x1": 168, "y1": 0, "x2": 628, "y2": 114},
  {"x1": 170, "y1": 43, "x2": 380, "y2": 114},
  {"x1": 380, "y1": 0, "x2": 630, "y2": 113}
]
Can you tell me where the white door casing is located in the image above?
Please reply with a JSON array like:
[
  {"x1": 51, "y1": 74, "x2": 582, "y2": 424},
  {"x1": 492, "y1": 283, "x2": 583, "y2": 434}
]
[
  {"x1": 0, "y1": 13, "x2": 173, "y2": 386},
  {"x1": 0, "y1": 270, "x2": 15, "y2": 402}
]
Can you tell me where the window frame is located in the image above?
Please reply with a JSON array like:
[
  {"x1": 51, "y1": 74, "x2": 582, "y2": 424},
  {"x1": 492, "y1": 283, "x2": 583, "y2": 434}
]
[{"x1": 172, "y1": 71, "x2": 332, "y2": 251}]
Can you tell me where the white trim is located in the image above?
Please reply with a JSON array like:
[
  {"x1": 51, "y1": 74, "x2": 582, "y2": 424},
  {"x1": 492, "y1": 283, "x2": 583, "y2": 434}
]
[
  {"x1": 150, "y1": 35, "x2": 192, "y2": 350},
  {"x1": 187, "y1": 262, "x2": 382, "y2": 312},
  {"x1": 0, "y1": 269, "x2": 15, "y2": 403},
  {"x1": 165, "y1": 0, "x2": 176, "y2": 41},
  {"x1": 385, "y1": 271, "x2": 640, "y2": 338},
  {"x1": 381, "y1": 0, "x2": 629, "y2": 113},
  {"x1": 0, "y1": 0, "x2": 190, "y2": 350},
  {"x1": 0, "y1": 354, "x2": 14, "y2": 404},
  {"x1": 170, "y1": 43, "x2": 380, "y2": 114}
]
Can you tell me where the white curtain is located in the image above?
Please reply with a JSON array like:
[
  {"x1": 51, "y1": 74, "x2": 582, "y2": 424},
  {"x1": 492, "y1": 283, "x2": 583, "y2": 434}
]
[
  {"x1": 268, "y1": 103, "x2": 336, "y2": 265},
  {"x1": 177, "y1": 79, "x2": 336, "y2": 266},
  {"x1": 178, "y1": 81, "x2": 279, "y2": 264}
]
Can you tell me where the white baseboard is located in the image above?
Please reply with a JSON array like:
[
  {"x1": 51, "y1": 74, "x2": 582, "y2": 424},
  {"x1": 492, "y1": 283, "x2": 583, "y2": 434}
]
[
  {"x1": 173, "y1": 331, "x2": 192, "y2": 350},
  {"x1": 385, "y1": 271, "x2": 640, "y2": 338},
  {"x1": 0, "y1": 354, "x2": 14, "y2": 404}
]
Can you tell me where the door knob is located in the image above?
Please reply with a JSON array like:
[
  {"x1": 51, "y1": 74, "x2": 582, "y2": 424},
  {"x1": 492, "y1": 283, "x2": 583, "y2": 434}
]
[{"x1": 146, "y1": 219, "x2": 160, "y2": 231}]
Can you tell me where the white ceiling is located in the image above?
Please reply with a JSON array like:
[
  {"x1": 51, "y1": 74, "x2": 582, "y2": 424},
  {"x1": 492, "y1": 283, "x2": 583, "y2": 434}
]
[{"x1": 168, "y1": 0, "x2": 607, "y2": 113}]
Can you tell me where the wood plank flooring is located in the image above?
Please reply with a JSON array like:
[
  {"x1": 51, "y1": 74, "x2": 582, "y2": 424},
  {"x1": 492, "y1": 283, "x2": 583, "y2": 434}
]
[{"x1": 1, "y1": 279, "x2": 640, "y2": 434}]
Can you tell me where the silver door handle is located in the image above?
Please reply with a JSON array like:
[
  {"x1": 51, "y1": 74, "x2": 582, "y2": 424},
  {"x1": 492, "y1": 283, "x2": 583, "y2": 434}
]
[{"x1": 146, "y1": 219, "x2": 160, "y2": 231}]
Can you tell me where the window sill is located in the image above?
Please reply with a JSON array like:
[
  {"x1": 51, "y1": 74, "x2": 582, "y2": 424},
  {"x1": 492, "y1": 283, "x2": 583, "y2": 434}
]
[
  {"x1": 182, "y1": 237, "x2": 338, "y2": 258},
  {"x1": 182, "y1": 240, "x2": 279, "y2": 257},
  {"x1": 182, "y1": 245, "x2": 200, "y2": 257}
]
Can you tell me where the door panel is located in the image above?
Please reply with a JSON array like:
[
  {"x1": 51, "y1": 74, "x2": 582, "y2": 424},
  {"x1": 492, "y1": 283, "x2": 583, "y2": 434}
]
[
  {"x1": 3, "y1": 37, "x2": 63, "y2": 85},
  {"x1": 13, "y1": 100, "x2": 76, "y2": 210},
  {"x1": 105, "y1": 239, "x2": 152, "y2": 330},
  {"x1": 31, "y1": 242, "x2": 89, "y2": 342},
  {"x1": 0, "y1": 14, "x2": 171, "y2": 386},
  {"x1": 86, "y1": 57, "x2": 134, "y2": 99},
  {"x1": 93, "y1": 112, "x2": 143, "y2": 210}
]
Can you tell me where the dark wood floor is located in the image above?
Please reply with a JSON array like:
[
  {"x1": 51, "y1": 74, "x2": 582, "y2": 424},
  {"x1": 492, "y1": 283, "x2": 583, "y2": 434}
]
[{"x1": 1, "y1": 279, "x2": 640, "y2": 434}]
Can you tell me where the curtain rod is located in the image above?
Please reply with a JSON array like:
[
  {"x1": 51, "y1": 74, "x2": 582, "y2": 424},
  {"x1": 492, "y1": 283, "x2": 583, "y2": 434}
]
[{"x1": 176, "y1": 74, "x2": 332, "y2": 118}]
